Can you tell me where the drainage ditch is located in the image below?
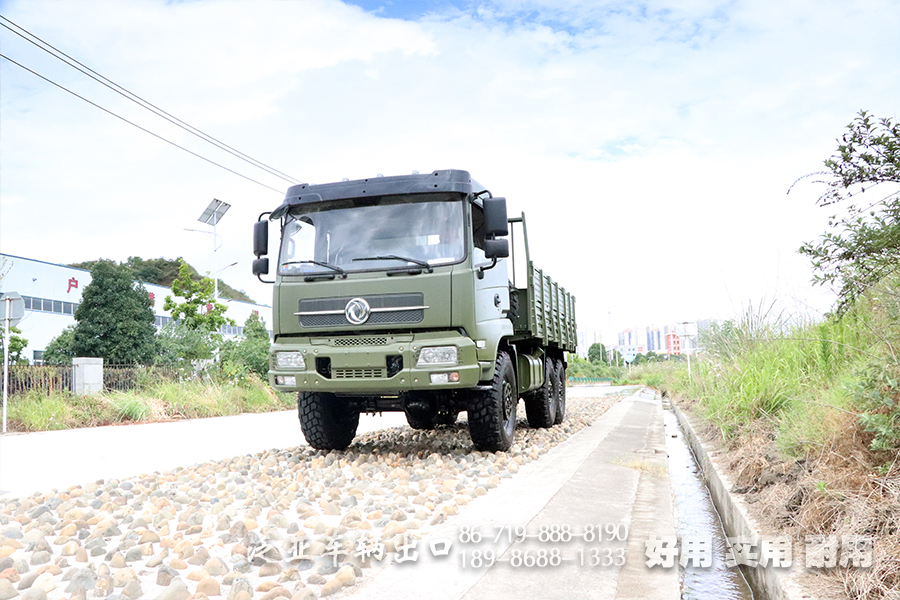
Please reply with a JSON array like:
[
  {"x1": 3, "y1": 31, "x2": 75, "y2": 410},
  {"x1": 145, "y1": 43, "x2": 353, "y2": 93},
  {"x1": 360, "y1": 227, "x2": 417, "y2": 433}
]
[{"x1": 662, "y1": 406, "x2": 756, "y2": 600}]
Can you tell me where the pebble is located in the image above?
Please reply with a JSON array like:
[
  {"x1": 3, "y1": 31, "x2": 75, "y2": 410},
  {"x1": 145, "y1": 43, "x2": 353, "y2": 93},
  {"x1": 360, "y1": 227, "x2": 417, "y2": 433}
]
[
  {"x1": 156, "y1": 579, "x2": 190, "y2": 600},
  {"x1": 0, "y1": 395, "x2": 616, "y2": 600},
  {"x1": 0, "y1": 579, "x2": 16, "y2": 600},
  {"x1": 195, "y1": 578, "x2": 220, "y2": 597}
]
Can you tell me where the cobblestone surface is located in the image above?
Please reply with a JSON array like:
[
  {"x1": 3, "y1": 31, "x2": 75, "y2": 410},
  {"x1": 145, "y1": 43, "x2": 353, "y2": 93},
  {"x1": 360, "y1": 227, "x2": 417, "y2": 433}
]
[{"x1": 0, "y1": 394, "x2": 619, "y2": 600}]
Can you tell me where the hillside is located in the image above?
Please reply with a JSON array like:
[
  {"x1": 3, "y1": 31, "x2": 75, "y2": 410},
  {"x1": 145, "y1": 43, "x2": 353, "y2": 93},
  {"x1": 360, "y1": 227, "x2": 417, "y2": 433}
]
[{"x1": 68, "y1": 257, "x2": 255, "y2": 304}]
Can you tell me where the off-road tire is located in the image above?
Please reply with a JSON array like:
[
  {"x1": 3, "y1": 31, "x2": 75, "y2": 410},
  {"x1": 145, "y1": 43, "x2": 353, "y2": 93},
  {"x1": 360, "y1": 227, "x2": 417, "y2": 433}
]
[
  {"x1": 468, "y1": 352, "x2": 517, "y2": 451},
  {"x1": 524, "y1": 358, "x2": 557, "y2": 428},
  {"x1": 553, "y1": 359, "x2": 566, "y2": 424},
  {"x1": 405, "y1": 412, "x2": 436, "y2": 430},
  {"x1": 298, "y1": 392, "x2": 360, "y2": 450}
]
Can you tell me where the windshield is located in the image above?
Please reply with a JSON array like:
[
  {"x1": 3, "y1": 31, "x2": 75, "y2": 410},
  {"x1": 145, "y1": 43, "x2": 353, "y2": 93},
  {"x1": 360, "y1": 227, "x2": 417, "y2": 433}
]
[{"x1": 279, "y1": 197, "x2": 466, "y2": 276}]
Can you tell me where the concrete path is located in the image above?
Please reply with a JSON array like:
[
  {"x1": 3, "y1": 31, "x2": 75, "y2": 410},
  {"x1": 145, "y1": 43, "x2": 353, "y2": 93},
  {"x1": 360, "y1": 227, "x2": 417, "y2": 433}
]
[
  {"x1": 0, "y1": 409, "x2": 408, "y2": 499},
  {"x1": 352, "y1": 389, "x2": 679, "y2": 600}
]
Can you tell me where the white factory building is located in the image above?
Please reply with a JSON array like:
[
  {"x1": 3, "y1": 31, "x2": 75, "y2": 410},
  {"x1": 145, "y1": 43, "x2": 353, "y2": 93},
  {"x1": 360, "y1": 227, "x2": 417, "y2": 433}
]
[{"x1": 0, "y1": 254, "x2": 272, "y2": 364}]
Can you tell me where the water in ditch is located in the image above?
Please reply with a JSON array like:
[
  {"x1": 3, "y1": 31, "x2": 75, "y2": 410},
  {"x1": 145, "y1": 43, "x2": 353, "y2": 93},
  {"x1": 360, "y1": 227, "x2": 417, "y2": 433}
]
[{"x1": 662, "y1": 406, "x2": 756, "y2": 600}]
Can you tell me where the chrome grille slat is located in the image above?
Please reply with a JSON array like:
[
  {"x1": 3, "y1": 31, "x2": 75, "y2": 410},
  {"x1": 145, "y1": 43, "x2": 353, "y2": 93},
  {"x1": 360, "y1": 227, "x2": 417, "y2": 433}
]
[{"x1": 297, "y1": 293, "x2": 425, "y2": 327}]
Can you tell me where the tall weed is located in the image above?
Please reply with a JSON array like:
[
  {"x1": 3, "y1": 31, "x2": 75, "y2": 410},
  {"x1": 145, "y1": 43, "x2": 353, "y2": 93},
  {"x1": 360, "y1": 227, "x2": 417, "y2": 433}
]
[{"x1": 8, "y1": 391, "x2": 72, "y2": 431}]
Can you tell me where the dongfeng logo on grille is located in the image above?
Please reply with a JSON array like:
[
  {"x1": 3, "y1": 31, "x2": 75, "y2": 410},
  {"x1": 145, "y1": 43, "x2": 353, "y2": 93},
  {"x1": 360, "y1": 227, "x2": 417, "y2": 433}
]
[{"x1": 345, "y1": 298, "x2": 371, "y2": 324}]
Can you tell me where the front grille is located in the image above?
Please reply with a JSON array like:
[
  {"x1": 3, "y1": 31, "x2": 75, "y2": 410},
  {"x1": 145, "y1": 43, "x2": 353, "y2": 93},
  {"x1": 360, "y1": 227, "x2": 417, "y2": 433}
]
[
  {"x1": 297, "y1": 293, "x2": 425, "y2": 328},
  {"x1": 334, "y1": 368, "x2": 386, "y2": 379},
  {"x1": 333, "y1": 337, "x2": 389, "y2": 347}
]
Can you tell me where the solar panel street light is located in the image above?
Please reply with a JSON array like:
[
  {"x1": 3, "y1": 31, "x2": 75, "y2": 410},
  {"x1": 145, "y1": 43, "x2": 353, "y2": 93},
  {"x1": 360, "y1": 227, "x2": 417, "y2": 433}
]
[
  {"x1": 198, "y1": 198, "x2": 231, "y2": 226},
  {"x1": 192, "y1": 199, "x2": 232, "y2": 303}
]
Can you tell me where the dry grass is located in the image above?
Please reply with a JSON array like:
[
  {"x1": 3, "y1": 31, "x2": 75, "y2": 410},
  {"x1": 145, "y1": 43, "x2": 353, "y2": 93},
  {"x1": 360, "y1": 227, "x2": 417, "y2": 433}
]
[
  {"x1": 704, "y1": 407, "x2": 900, "y2": 599},
  {"x1": 611, "y1": 455, "x2": 668, "y2": 478}
]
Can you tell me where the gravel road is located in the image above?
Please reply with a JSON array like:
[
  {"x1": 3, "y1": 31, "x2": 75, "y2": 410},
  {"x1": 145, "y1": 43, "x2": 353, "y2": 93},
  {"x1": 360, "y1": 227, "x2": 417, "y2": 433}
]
[{"x1": 0, "y1": 390, "x2": 622, "y2": 600}]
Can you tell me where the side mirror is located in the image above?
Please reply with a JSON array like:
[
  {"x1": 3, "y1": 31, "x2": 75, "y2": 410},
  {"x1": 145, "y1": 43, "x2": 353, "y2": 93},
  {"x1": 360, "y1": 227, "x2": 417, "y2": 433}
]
[
  {"x1": 253, "y1": 220, "x2": 268, "y2": 257},
  {"x1": 483, "y1": 197, "x2": 508, "y2": 237},
  {"x1": 484, "y1": 238, "x2": 509, "y2": 259},
  {"x1": 252, "y1": 257, "x2": 270, "y2": 276}
]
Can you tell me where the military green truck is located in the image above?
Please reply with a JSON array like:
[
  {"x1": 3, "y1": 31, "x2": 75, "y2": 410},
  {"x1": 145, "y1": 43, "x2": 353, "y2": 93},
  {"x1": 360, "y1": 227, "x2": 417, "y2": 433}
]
[{"x1": 251, "y1": 169, "x2": 576, "y2": 452}]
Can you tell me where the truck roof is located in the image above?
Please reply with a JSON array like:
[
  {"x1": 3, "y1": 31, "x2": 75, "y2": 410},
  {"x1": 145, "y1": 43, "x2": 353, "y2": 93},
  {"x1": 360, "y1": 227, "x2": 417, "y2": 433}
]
[{"x1": 270, "y1": 169, "x2": 482, "y2": 219}]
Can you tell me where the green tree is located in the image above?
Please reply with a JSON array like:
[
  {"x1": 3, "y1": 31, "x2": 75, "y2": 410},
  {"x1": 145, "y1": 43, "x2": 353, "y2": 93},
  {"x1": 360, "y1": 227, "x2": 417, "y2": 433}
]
[
  {"x1": 587, "y1": 342, "x2": 607, "y2": 364},
  {"x1": 155, "y1": 322, "x2": 214, "y2": 364},
  {"x1": 220, "y1": 313, "x2": 271, "y2": 377},
  {"x1": 1, "y1": 325, "x2": 29, "y2": 365},
  {"x1": 42, "y1": 325, "x2": 76, "y2": 365},
  {"x1": 163, "y1": 259, "x2": 235, "y2": 332},
  {"x1": 72, "y1": 260, "x2": 158, "y2": 364},
  {"x1": 797, "y1": 110, "x2": 900, "y2": 314}
]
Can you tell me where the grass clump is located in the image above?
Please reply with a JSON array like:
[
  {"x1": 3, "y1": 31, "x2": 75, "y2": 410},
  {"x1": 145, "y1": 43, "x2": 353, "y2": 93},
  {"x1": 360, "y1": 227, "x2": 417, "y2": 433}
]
[
  {"x1": 110, "y1": 395, "x2": 153, "y2": 422},
  {"x1": 7, "y1": 391, "x2": 72, "y2": 431},
  {"x1": 5, "y1": 373, "x2": 294, "y2": 432}
]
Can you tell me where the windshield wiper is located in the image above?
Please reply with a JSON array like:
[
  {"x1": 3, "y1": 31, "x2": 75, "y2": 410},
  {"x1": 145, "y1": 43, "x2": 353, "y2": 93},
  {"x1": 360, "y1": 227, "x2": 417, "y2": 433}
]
[
  {"x1": 352, "y1": 255, "x2": 434, "y2": 273},
  {"x1": 281, "y1": 260, "x2": 347, "y2": 280}
]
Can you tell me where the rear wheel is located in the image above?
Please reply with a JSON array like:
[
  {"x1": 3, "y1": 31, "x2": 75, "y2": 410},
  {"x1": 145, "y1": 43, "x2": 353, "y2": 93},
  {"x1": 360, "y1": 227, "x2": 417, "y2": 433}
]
[
  {"x1": 298, "y1": 392, "x2": 359, "y2": 450},
  {"x1": 405, "y1": 412, "x2": 435, "y2": 430},
  {"x1": 524, "y1": 357, "x2": 557, "y2": 428},
  {"x1": 405, "y1": 392, "x2": 459, "y2": 429},
  {"x1": 405, "y1": 391, "x2": 437, "y2": 430},
  {"x1": 468, "y1": 352, "x2": 517, "y2": 451},
  {"x1": 433, "y1": 410, "x2": 460, "y2": 426},
  {"x1": 553, "y1": 359, "x2": 566, "y2": 424}
]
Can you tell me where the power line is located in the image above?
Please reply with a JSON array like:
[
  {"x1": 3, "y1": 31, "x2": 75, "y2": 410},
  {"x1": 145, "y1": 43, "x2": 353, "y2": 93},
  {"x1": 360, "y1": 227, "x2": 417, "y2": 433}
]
[
  {"x1": 0, "y1": 14, "x2": 302, "y2": 186},
  {"x1": 0, "y1": 53, "x2": 285, "y2": 194}
]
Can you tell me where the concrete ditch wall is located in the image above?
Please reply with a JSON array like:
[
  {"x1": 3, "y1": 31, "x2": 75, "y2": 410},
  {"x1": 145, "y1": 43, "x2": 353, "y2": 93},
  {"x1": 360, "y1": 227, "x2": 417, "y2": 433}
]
[{"x1": 670, "y1": 402, "x2": 847, "y2": 600}]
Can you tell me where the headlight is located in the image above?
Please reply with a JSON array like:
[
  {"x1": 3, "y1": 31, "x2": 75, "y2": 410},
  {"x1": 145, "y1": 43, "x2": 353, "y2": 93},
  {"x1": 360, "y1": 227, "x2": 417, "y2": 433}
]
[
  {"x1": 275, "y1": 351, "x2": 306, "y2": 369},
  {"x1": 417, "y1": 346, "x2": 458, "y2": 366}
]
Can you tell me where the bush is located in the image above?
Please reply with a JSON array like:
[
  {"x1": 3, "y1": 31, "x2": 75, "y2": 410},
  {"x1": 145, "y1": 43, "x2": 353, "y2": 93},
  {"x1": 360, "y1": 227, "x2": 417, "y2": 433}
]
[{"x1": 853, "y1": 357, "x2": 900, "y2": 453}]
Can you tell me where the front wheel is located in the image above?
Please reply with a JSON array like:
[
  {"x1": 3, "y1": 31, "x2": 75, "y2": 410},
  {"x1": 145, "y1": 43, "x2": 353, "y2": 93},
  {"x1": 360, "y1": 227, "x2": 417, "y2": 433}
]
[
  {"x1": 298, "y1": 392, "x2": 360, "y2": 450},
  {"x1": 468, "y1": 352, "x2": 517, "y2": 451}
]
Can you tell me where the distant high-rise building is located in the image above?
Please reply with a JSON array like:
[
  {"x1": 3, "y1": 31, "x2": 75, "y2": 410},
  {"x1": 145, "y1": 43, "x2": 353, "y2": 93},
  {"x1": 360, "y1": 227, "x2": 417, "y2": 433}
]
[
  {"x1": 618, "y1": 328, "x2": 638, "y2": 347},
  {"x1": 646, "y1": 325, "x2": 662, "y2": 353}
]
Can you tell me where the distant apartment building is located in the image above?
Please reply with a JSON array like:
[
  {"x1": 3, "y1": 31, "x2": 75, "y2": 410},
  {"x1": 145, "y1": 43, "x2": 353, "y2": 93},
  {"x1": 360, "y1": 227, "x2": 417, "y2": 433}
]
[
  {"x1": 665, "y1": 329, "x2": 681, "y2": 355},
  {"x1": 646, "y1": 326, "x2": 663, "y2": 353},
  {"x1": 618, "y1": 328, "x2": 637, "y2": 347},
  {"x1": 616, "y1": 328, "x2": 644, "y2": 356}
]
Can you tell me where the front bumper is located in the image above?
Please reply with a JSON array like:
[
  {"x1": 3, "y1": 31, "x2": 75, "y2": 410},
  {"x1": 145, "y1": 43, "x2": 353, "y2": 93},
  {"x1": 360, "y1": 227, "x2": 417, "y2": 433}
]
[{"x1": 268, "y1": 331, "x2": 481, "y2": 394}]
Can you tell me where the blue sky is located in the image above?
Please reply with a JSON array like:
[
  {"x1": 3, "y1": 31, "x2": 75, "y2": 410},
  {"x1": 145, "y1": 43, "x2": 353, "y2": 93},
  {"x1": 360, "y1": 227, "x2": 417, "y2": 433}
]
[
  {"x1": 343, "y1": 0, "x2": 459, "y2": 19},
  {"x1": 0, "y1": 0, "x2": 898, "y2": 345}
]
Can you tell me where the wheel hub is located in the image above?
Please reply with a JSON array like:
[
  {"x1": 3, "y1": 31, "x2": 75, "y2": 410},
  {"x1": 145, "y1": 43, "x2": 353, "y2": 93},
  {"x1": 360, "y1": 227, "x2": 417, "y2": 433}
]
[{"x1": 502, "y1": 381, "x2": 514, "y2": 420}]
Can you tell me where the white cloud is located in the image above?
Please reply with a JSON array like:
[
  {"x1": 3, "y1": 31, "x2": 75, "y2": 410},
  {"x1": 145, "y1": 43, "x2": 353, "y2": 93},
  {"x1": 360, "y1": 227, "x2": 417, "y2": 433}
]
[{"x1": 0, "y1": 0, "x2": 897, "y2": 342}]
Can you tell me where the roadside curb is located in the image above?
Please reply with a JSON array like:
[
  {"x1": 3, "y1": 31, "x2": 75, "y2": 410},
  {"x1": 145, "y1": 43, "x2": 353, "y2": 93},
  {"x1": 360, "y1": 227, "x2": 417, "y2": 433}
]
[{"x1": 670, "y1": 402, "x2": 842, "y2": 600}]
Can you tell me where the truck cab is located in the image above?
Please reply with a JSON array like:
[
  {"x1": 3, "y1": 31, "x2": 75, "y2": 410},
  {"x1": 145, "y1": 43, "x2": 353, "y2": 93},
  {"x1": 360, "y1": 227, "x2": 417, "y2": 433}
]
[{"x1": 253, "y1": 169, "x2": 575, "y2": 452}]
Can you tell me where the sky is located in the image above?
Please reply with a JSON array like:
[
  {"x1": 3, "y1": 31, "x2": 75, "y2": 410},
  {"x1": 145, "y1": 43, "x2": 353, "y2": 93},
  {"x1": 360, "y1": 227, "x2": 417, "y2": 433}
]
[{"x1": 0, "y1": 0, "x2": 898, "y2": 347}]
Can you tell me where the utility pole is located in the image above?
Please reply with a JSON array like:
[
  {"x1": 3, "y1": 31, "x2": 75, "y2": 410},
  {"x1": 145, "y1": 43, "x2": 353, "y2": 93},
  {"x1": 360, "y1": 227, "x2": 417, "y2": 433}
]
[{"x1": 680, "y1": 321, "x2": 692, "y2": 383}]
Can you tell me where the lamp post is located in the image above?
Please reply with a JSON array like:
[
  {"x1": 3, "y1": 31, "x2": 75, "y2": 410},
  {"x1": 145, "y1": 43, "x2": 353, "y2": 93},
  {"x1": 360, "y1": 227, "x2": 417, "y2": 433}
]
[
  {"x1": 189, "y1": 199, "x2": 232, "y2": 302},
  {"x1": 213, "y1": 262, "x2": 238, "y2": 303}
]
